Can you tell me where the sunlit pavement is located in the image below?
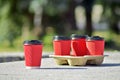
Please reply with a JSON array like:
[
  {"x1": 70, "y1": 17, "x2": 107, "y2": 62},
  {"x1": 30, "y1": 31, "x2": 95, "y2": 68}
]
[{"x1": 0, "y1": 51, "x2": 120, "y2": 80}]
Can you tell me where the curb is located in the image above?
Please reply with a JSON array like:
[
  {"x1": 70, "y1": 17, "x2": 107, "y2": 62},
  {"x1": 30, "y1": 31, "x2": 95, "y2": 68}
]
[{"x1": 0, "y1": 52, "x2": 51, "y2": 63}]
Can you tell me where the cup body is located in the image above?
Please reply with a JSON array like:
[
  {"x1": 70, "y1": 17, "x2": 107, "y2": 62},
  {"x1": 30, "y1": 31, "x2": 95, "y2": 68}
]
[
  {"x1": 71, "y1": 38, "x2": 87, "y2": 56},
  {"x1": 86, "y1": 37, "x2": 104, "y2": 55},
  {"x1": 23, "y1": 40, "x2": 42, "y2": 69},
  {"x1": 53, "y1": 36, "x2": 71, "y2": 56}
]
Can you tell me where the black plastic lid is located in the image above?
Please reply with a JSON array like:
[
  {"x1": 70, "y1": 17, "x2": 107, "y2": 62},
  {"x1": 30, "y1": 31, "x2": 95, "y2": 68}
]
[
  {"x1": 53, "y1": 36, "x2": 70, "y2": 41},
  {"x1": 71, "y1": 34, "x2": 88, "y2": 39},
  {"x1": 87, "y1": 36, "x2": 104, "y2": 41},
  {"x1": 23, "y1": 40, "x2": 42, "y2": 45}
]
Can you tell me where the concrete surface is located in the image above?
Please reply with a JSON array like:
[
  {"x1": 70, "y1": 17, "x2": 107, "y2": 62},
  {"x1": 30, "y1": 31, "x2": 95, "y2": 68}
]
[{"x1": 0, "y1": 51, "x2": 120, "y2": 80}]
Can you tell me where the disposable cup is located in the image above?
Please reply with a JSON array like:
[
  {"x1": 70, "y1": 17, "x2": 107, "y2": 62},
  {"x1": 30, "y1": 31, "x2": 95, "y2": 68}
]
[{"x1": 23, "y1": 40, "x2": 42, "y2": 69}]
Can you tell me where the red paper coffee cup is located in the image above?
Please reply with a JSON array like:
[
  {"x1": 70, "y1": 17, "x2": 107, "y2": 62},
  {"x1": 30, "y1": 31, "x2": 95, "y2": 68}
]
[
  {"x1": 53, "y1": 36, "x2": 71, "y2": 56},
  {"x1": 23, "y1": 40, "x2": 43, "y2": 69},
  {"x1": 71, "y1": 34, "x2": 88, "y2": 56},
  {"x1": 86, "y1": 36, "x2": 104, "y2": 55}
]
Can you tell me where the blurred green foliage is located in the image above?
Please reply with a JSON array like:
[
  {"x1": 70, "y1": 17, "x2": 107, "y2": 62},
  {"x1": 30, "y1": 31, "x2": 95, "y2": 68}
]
[
  {"x1": 0, "y1": 0, "x2": 22, "y2": 46},
  {"x1": 0, "y1": 0, "x2": 119, "y2": 52}
]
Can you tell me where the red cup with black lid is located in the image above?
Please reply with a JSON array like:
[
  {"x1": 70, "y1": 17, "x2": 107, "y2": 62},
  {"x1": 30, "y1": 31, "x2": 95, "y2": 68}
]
[
  {"x1": 86, "y1": 36, "x2": 105, "y2": 55},
  {"x1": 53, "y1": 36, "x2": 71, "y2": 56},
  {"x1": 71, "y1": 34, "x2": 88, "y2": 56},
  {"x1": 23, "y1": 40, "x2": 43, "y2": 69}
]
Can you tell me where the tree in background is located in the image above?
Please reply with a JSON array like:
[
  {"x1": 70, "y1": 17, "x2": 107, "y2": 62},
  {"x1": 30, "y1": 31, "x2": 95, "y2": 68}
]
[
  {"x1": 0, "y1": 0, "x2": 22, "y2": 46},
  {"x1": 0, "y1": 0, "x2": 95, "y2": 41},
  {"x1": 34, "y1": 0, "x2": 78, "y2": 38},
  {"x1": 38, "y1": 0, "x2": 95, "y2": 37},
  {"x1": 74, "y1": 0, "x2": 95, "y2": 36},
  {"x1": 0, "y1": 0, "x2": 119, "y2": 47},
  {"x1": 101, "y1": 0, "x2": 120, "y2": 34}
]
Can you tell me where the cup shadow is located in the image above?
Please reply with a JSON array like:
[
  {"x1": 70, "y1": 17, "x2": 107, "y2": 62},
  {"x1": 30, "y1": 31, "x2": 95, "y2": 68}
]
[
  {"x1": 100, "y1": 63, "x2": 120, "y2": 67},
  {"x1": 40, "y1": 67, "x2": 87, "y2": 70},
  {"x1": 88, "y1": 63, "x2": 120, "y2": 67}
]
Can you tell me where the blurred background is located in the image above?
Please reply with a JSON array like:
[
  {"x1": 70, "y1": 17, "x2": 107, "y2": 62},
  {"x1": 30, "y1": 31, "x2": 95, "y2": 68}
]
[{"x1": 0, "y1": 0, "x2": 120, "y2": 52}]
